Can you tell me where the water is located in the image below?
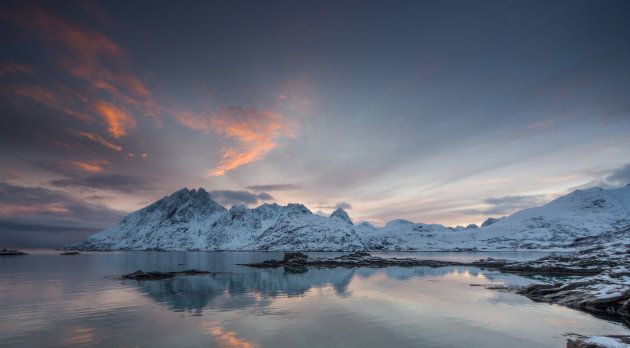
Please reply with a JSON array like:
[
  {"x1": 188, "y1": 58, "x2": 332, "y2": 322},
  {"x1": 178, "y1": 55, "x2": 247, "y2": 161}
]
[{"x1": 1, "y1": 251, "x2": 628, "y2": 347}]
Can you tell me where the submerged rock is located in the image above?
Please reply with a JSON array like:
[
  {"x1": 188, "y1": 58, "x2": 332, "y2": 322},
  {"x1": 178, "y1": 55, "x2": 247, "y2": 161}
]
[{"x1": 60, "y1": 251, "x2": 80, "y2": 255}]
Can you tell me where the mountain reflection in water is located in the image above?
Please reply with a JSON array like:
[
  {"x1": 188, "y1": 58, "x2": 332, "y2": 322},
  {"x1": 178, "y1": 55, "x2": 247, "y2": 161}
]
[
  {"x1": 128, "y1": 266, "x2": 518, "y2": 314},
  {"x1": 1, "y1": 251, "x2": 628, "y2": 348}
]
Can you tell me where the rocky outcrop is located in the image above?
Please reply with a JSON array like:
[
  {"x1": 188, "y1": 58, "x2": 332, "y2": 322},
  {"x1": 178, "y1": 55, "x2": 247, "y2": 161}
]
[
  {"x1": 240, "y1": 252, "x2": 517, "y2": 269},
  {"x1": 0, "y1": 249, "x2": 27, "y2": 255},
  {"x1": 121, "y1": 269, "x2": 212, "y2": 280},
  {"x1": 567, "y1": 335, "x2": 630, "y2": 348}
]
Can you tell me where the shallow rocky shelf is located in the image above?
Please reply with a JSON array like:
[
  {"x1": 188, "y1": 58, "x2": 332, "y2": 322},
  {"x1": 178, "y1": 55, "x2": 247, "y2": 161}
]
[
  {"x1": 121, "y1": 269, "x2": 214, "y2": 280},
  {"x1": 0, "y1": 249, "x2": 27, "y2": 256},
  {"x1": 239, "y1": 252, "x2": 516, "y2": 269},
  {"x1": 60, "y1": 251, "x2": 80, "y2": 255},
  {"x1": 567, "y1": 335, "x2": 630, "y2": 348}
]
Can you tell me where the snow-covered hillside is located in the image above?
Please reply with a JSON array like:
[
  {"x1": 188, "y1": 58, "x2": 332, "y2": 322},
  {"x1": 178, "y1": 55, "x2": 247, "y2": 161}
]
[{"x1": 68, "y1": 185, "x2": 630, "y2": 251}]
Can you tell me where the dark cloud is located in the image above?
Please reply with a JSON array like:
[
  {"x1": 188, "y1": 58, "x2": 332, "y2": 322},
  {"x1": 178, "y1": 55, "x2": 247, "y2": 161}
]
[
  {"x1": 605, "y1": 163, "x2": 630, "y2": 187},
  {"x1": 334, "y1": 202, "x2": 352, "y2": 210},
  {"x1": 0, "y1": 182, "x2": 125, "y2": 248},
  {"x1": 246, "y1": 184, "x2": 299, "y2": 192},
  {"x1": 573, "y1": 163, "x2": 630, "y2": 190},
  {"x1": 0, "y1": 218, "x2": 104, "y2": 249},
  {"x1": 49, "y1": 173, "x2": 149, "y2": 193},
  {"x1": 0, "y1": 182, "x2": 67, "y2": 205},
  {"x1": 316, "y1": 202, "x2": 353, "y2": 210},
  {"x1": 208, "y1": 190, "x2": 274, "y2": 207},
  {"x1": 460, "y1": 195, "x2": 547, "y2": 216}
]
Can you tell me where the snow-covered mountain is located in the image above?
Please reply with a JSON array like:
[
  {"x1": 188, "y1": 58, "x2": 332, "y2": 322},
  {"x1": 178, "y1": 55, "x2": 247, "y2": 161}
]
[{"x1": 68, "y1": 185, "x2": 630, "y2": 251}]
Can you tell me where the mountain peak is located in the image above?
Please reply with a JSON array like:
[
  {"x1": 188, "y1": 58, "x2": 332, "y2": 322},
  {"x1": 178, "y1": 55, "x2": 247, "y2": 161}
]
[
  {"x1": 284, "y1": 203, "x2": 312, "y2": 216},
  {"x1": 330, "y1": 208, "x2": 353, "y2": 225}
]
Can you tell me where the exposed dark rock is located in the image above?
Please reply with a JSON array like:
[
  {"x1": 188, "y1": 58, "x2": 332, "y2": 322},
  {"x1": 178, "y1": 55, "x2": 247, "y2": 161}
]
[
  {"x1": 60, "y1": 251, "x2": 80, "y2": 255},
  {"x1": 241, "y1": 252, "x2": 471, "y2": 268},
  {"x1": 567, "y1": 335, "x2": 630, "y2": 348},
  {"x1": 121, "y1": 269, "x2": 212, "y2": 280},
  {"x1": 0, "y1": 249, "x2": 27, "y2": 255},
  {"x1": 283, "y1": 252, "x2": 308, "y2": 263},
  {"x1": 518, "y1": 282, "x2": 630, "y2": 325}
]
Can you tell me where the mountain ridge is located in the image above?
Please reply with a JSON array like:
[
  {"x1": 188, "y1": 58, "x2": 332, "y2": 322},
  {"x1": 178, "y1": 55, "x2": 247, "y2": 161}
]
[{"x1": 68, "y1": 185, "x2": 630, "y2": 251}]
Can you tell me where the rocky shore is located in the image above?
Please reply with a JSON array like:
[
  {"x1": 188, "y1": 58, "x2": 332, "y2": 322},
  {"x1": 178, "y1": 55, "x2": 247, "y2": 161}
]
[{"x1": 513, "y1": 243, "x2": 630, "y2": 327}]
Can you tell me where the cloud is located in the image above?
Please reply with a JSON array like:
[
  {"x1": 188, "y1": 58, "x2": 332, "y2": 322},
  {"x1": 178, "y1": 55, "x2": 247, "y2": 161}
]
[
  {"x1": 93, "y1": 101, "x2": 137, "y2": 138},
  {"x1": 315, "y1": 202, "x2": 353, "y2": 210},
  {"x1": 67, "y1": 129, "x2": 122, "y2": 151},
  {"x1": 172, "y1": 104, "x2": 295, "y2": 177},
  {"x1": 460, "y1": 194, "x2": 548, "y2": 216},
  {"x1": 604, "y1": 163, "x2": 630, "y2": 187},
  {"x1": 5, "y1": 84, "x2": 93, "y2": 122},
  {"x1": 208, "y1": 190, "x2": 274, "y2": 207},
  {"x1": 205, "y1": 107, "x2": 294, "y2": 177},
  {"x1": 65, "y1": 159, "x2": 110, "y2": 172},
  {"x1": 246, "y1": 184, "x2": 299, "y2": 192},
  {"x1": 4, "y1": 5, "x2": 161, "y2": 138},
  {"x1": 334, "y1": 202, "x2": 352, "y2": 210},
  {"x1": 49, "y1": 173, "x2": 149, "y2": 193},
  {"x1": 572, "y1": 163, "x2": 630, "y2": 190},
  {"x1": 0, "y1": 182, "x2": 125, "y2": 247},
  {"x1": 0, "y1": 62, "x2": 34, "y2": 76}
]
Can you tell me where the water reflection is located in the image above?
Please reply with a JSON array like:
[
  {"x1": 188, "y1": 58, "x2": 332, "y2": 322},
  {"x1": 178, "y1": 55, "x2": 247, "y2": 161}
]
[
  {"x1": 126, "y1": 266, "x2": 520, "y2": 314},
  {"x1": 128, "y1": 267, "x2": 356, "y2": 313},
  {"x1": 2, "y1": 252, "x2": 629, "y2": 348},
  {"x1": 203, "y1": 321, "x2": 259, "y2": 348}
]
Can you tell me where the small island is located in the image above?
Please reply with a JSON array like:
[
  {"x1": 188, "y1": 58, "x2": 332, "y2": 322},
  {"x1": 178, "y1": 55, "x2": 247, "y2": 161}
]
[{"x1": 0, "y1": 249, "x2": 27, "y2": 256}]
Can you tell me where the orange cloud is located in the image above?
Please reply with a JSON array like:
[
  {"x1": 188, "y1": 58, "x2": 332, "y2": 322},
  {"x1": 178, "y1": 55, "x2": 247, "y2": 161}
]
[
  {"x1": 172, "y1": 111, "x2": 213, "y2": 132},
  {"x1": 67, "y1": 129, "x2": 122, "y2": 151},
  {"x1": 4, "y1": 6, "x2": 162, "y2": 137},
  {"x1": 66, "y1": 159, "x2": 110, "y2": 172},
  {"x1": 94, "y1": 101, "x2": 137, "y2": 138},
  {"x1": 0, "y1": 202, "x2": 69, "y2": 215},
  {"x1": 0, "y1": 63, "x2": 34, "y2": 76},
  {"x1": 206, "y1": 107, "x2": 293, "y2": 177},
  {"x1": 6, "y1": 85, "x2": 93, "y2": 122}
]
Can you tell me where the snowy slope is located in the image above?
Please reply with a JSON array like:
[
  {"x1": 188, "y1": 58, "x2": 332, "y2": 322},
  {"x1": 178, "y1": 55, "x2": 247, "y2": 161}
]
[
  {"x1": 461, "y1": 186, "x2": 630, "y2": 249},
  {"x1": 68, "y1": 185, "x2": 630, "y2": 251},
  {"x1": 251, "y1": 204, "x2": 365, "y2": 251}
]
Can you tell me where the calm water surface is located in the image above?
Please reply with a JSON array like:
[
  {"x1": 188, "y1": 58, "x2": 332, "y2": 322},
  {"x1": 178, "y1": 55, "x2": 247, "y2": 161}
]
[{"x1": 1, "y1": 251, "x2": 628, "y2": 347}]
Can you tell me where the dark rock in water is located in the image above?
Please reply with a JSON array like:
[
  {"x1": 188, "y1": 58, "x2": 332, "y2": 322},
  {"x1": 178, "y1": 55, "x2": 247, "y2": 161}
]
[
  {"x1": 283, "y1": 252, "x2": 308, "y2": 263},
  {"x1": 241, "y1": 252, "x2": 471, "y2": 268},
  {"x1": 0, "y1": 249, "x2": 27, "y2": 255},
  {"x1": 346, "y1": 251, "x2": 371, "y2": 258},
  {"x1": 121, "y1": 269, "x2": 212, "y2": 280},
  {"x1": 60, "y1": 251, "x2": 80, "y2": 255},
  {"x1": 567, "y1": 335, "x2": 630, "y2": 348}
]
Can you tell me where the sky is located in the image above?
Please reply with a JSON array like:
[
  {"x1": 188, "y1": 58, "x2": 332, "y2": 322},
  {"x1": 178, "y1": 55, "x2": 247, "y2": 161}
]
[{"x1": 0, "y1": 0, "x2": 629, "y2": 248}]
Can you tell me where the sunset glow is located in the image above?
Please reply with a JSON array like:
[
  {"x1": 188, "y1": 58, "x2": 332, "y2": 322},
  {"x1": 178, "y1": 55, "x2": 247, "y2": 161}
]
[{"x1": 0, "y1": 0, "x2": 628, "y2": 247}]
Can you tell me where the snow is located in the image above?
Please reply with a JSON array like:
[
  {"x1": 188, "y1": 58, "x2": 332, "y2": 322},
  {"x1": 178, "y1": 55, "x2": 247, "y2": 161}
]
[
  {"x1": 68, "y1": 185, "x2": 630, "y2": 252},
  {"x1": 583, "y1": 336, "x2": 630, "y2": 348}
]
